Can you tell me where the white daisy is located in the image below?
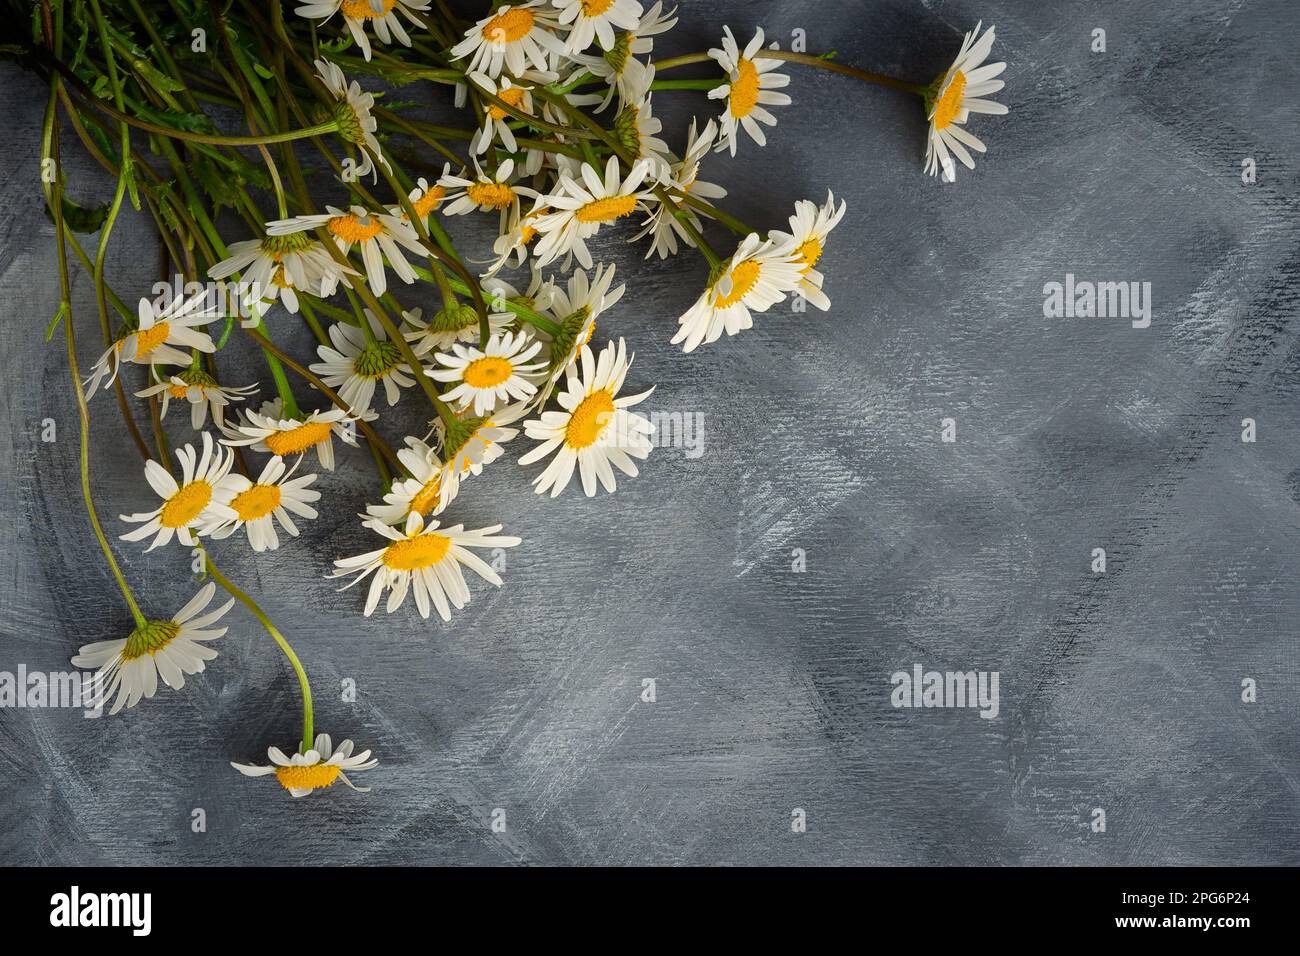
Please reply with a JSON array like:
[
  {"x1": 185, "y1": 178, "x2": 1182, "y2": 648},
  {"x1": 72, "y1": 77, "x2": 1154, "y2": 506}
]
[
  {"x1": 119, "y1": 432, "x2": 241, "y2": 551},
  {"x1": 84, "y1": 290, "x2": 219, "y2": 399},
  {"x1": 204, "y1": 455, "x2": 321, "y2": 553},
  {"x1": 365, "y1": 436, "x2": 459, "y2": 523},
  {"x1": 427, "y1": 329, "x2": 546, "y2": 415},
  {"x1": 449, "y1": 1, "x2": 567, "y2": 79},
  {"x1": 671, "y1": 232, "x2": 803, "y2": 353},
  {"x1": 553, "y1": 0, "x2": 642, "y2": 54},
  {"x1": 531, "y1": 155, "x2": 654, "y2": 268},
  {"x1": 135, "y1": 369, "x2": 257, "y2": 431},
  {"x1": 437, "y1": 159, "x2": 539, "y2": 237},
  {"x1": 72, "y1": 582, "x2": 233, "y2": 716},
  {"x1": 766, "y1": 191, "x2": 847, "y2": 311},
  {"x1": 610, "y1": 67, "x2": 672, "y2": 180},
  {"x1": 631, "y1": 116, "x2": 725, "y2": 259},
  {"x1": 221, "y1": 399, "x2": 360, "y2": 471},
  {"x1": 484, "y1": 202, "x2": 552, "y2": 276},
  {"x1": 432, "y1": 403, "x2": 526, "y2": 508},
  {"x1": 309, "y1": 310, "x2": 416, "y2": 414},
  {"x1": 404, "y1": 303, "x2": 512, "y2": 357},
  {"x1": 207, "y1": 232, "x2": 354, "y2": 315},
  {"x1": 708, "y1": 25, "x2": 791, "y2": 156},
  {"x1": 231, "y1": 733, "x2": 378, "y2": 797},
  {"x1": 535, "y1": 263, "x2": 623, "y2": 403},
  {"x1": 315, "y1": 58, "x2": 388, "y2": 181},
  {"x1": 467, "y1": 70, "x2": 552, "y2": 156},
  {"x1": 567, "y1": 0, "x2": 677, "y2": 112},
  {"x1": 267, "y1": 205, "x2": 426, "y2": 298},
  {"x1": 924, "y1": 21, "x2": 1008, "y2": 180},
  {"x1": 330, "y1": 512, "x2": 521, "y2": 620},
  {"x1": 402, "y1": 170, "x2": 450, "y2": 228},
  {"x1": 294, "y1": 0, "x2": 430, "y2": 62},
  {"x1": 518, "y1": 338, "x2": 653, "y2": 497}
]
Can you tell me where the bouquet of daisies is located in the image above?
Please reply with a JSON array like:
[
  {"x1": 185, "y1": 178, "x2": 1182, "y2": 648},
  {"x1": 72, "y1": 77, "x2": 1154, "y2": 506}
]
[{"x1": 14, "y1": 0, "x2": 1006, "y2": 799}]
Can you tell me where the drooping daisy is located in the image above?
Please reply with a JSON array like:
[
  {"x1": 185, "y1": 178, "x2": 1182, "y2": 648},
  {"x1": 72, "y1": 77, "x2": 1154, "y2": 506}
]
[
  {"x1": 467, "y1": 70, "x2": 551, "y2": 156},
  {"x1": 365, "y1": 436, "x2": 459, "y2": 523},
  {"x1": 403, "y1": 303, "x2": 512, "y2": 357},
  {"x1": 427, "y1": 329, "x2": 546, "y2": 415},
  {"x1": 567, "y1": 0, "x2": 677, "y2": 112},
  {"x1": 231, "y1": 733, "x2": 378, "y2": 798},
  {"x1": 72, "y1": 582, "x2": 233, "y2": 716},
  {"x1": 531, "y1": 155, "x2": 654, "y2": 269},
  {"x1": 120, "y1": 432, "x2": 241, "y2": 551},
  {"x1": 535, "y1": 263, "x2": 623, "y2": 402},
  {"x1": 484, "y1": 202, "x2": 551, "y2": 276},
  {"x1": 671, "y1": 232, "x2": 803, "y2": 353},
  {"x1": 315, "y1": 58, "x2": 388, "y2": 180},
  {"x1": 631, "y1": 116, "x2": 726, "y2": 259},
  {"x1": 402, "y1": 170, "x2": 450, "y2": 228},
  {"x1": 267, "y1": 205, "x2": 426, "y2": 298},
  {"x1": 553, "y1": 0, "x2": 642, "y2": 54},
  {"x1": 437, "y1": 159, "x2": 539, "y2": 237},
  {"x1": 135, "y1": 369, "x2": 257, "y2": 431},
  {"x1": 204, "y1": 455, "x2": 321, "y2": 553},
  {"x1": 518, "y1": 338, "x2": 654, "y2": 497},
  {"x1": 449, "y1": 1, "x2": 567, "y2": 79},
  {"x1": 294, "y1": 0, "x2": 430, "y2": 62},
  {"x1": 221, "y1": 399, "x2": 359, "y2": 471},
  {"x1": 330, "y1": 512, "x2": 521, "y2": 620},
  {"x1": 708, "y1": 25, "x2": 791, "y2": 156},
  {"x1": 766, "y1": 191, "x2": 847, "y2": 311},
  {"x1": 610, "y1": 68, "x2": 672, "y2": 180},
  {"x1": 207, "y1": 231, "x2": 354, "y2": 315},
  {"x1": 923, "y1": 21, "x2": 1008, "y2": 180},
  {"x1": 308, "y1": 310, "x2": 416, "y2": 414},
  {"x1": 84, "y1": 290, "x2": 219, "y2": 399},
  {"x1": 432, "y1": 403, "x2": 526, "y2": 506}
]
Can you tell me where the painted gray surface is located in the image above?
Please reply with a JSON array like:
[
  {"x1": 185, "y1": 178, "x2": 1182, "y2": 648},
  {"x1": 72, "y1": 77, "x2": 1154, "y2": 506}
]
[{"x1": 1, "y1": 0, "x2": 1298, "y2": 866}]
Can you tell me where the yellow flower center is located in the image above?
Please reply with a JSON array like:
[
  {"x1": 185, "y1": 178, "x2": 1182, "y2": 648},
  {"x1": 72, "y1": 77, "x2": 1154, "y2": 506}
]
[
  {"x1": 168, "y1": 382, "x2": 190, "y2": 399},
  {"x1": 274, "y1": 763, "x2": 340, "y2": 791},
  {"x1": 382, "y1": 533, "x2": 452, "y2": 570},
  {"x1": 412, "y1": 184, "x2": 445, "y2": 218},
  {"x1": 488, "y1": 85, "x2": 528, "y2": 120},
  {"x1": 797, "y1": 237, "x2": 823, "y2": 273},
  {"x1": 462, "y1": 355, "x2": 515, "y2": 389},
  {"x1": 575, "y1": 194, "x2": 638, "y2": 224},
  {"x1": 729, "y1": 59, "x2": 760, "y2": 118},
  {"x1": 160, "y1": 480, "x2": 213, "y2": 528},
  {"x1": 582, "y1": 0, "x2": 616, "y2": 15},
  {"x1": 467, "y1": 181, "x2": 516, "y2": 209},
  {"x1": 327, "y1": 214, "x2": 385, "y2": 244},
  {"x1": 407, "y1": 475, "x2": 443, "y2": 517},
  {"x1": 566, "y1": 390, "x2": 615, "y2": 449},
  {"x1": 264, "y1": 420, "x2": 335, "y2": 456},
  {"x1": 342, "y1": 0, "x2": 396, "y2": 19},
  {"x1": 124, "y1": 321, "x2": 172, "y2": 358},
  {"x1": 932, "y1": 70, "x2": 966, "y2": 130},
  {"x1": 481, "y1": 8, "x2": 533, "y2": 43},
  {"x1": 232, "y1": 483, "x2": 282, "y2": 521},
  {"x1": 271, "y1": 265, "x2": 292, "y2": 289},
  {"x1": 714, "y1": 259, "x2": 761, "y2": 308}
]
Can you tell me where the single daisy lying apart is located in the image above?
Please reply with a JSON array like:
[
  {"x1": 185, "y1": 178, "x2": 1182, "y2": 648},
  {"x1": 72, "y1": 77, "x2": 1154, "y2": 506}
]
[{"x1": 231, "y1": 733, "x2": 378, "y2": 797}]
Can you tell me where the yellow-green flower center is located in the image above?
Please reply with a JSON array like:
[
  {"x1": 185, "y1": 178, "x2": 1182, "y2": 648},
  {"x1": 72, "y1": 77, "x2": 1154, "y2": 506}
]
[{"x1": 122, "y1": 620, "x2": 181, "y2": 661}]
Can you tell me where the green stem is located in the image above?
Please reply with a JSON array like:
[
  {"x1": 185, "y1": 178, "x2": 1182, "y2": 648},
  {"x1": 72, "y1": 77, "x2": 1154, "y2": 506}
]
[{"x1": 654, "y1": 50, "x2": 927, "y2": 96}]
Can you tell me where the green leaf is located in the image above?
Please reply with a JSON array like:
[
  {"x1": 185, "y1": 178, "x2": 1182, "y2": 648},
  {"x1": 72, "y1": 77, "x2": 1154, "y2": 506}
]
[{"x1": 43, "y1": 194, "x2": 109, "y2": 234}]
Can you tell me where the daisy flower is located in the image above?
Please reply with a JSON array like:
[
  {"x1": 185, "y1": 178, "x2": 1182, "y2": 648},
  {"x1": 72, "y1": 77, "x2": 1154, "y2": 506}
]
[
  {"x1": 207, "y1": 231, "x2": 353, "y2": 315},
  {"x1": 221, "y1": 399, "x2": 359, "y2": 471},
  {"x1": 365, "y1": 436, "x2": 459, "y2": 524},
  {"x1": 315, "y1": 58, "x2": 388, "y2": 180},
  {"x1": 431, "y1": 403, "x2": 526, "y2": 507},
  {"x1": 426, "y1": 329, "x2": 546, "y2": 415},
  {"x1": 84, "y1": 290, "x2": 219, "y2": 399},
  {"x1": 402, "y1": 170, "x2": 451, "y2": 228},
  {"x1": 467, "y1": 71, "x2": 551, "y2": 156},
  {"x1": 308, "y1": 310, "x2": 416, "y2": 414},
  {"x1": 403, "y1": 303, "x2": 512, "y2": 357},
  {"x1": 766, "y1": 191, "x2": 847, "y2": 311},
  {"x1": 553, "y1": 0, "x2": 642, "y2": 54},
  {"x1": 631, "y1": 117, "x2": 726, "y2": 259},
  {"x1": 923, "y1": 21, "x2": 1008, "y2": 180},
  {"x1": 708, "y1": 25, "x2": 791, "y2": 156},
  {"x1": 567, "y1": 0, "x2": 677, "y2": 112},
  {"x1": 267, "y1": 205, "x2": 426, "y2": 298},
  {"x1": 205, "y1": 455, "x2": 321, "y2": 553},
  {"x1": 437, "y1": 159, "x2": 539, "y2": 237},
  {"x1": 294, "y1": 0, "x2": 430, "y2": 62},
  {"x1": 484, "y1": 203, "x2": 551, "y2": 275},
  {"x1": 535, "y1": 263, "x2": 623, "y2": 402},
  {"x1": 531, "y1": 155, "x2": 654, "y2": 269},
  {"x1": 231, "y1": 733, "x2": 378, "y2": 797},
  {"x1": 671, "y1": 232, "x2": 803, "y2": 353},
  {"x1": 610, "y1": 67, "x2": 672, "y2": 180},
  {"x1": 330, "y1": 512, "x2": 521, "y2": 620},
  {"x1": 72, "y1": 582, "x2": 233, "y2": 716},
  {"x1": 518, "y1": 338, "x2": 654, "y2": 497},
  {"x1": 135, "y1": 369, "x2": 257, "y2": 431},
  {"x1": 119, "y1": 432, "x2": 241, "y2": 551},
  {"x1": 449, "y1": 1, "x2": 567, "y2": 79}
]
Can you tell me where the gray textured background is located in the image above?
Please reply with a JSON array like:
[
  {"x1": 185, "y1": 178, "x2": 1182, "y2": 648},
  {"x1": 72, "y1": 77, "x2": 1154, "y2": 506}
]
[{"x1": 2, "y1": 0, "x2": 1298, "y2": 865}]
